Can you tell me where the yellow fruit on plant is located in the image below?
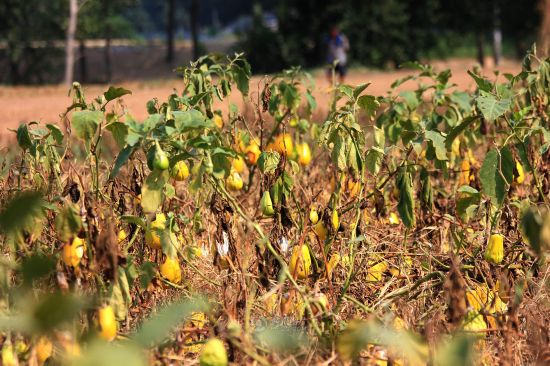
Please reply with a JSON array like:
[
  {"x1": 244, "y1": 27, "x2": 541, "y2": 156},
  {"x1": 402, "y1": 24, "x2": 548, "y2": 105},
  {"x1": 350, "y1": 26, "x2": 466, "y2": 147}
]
[
  {"x1": 118, "y1": 229, "x2": 127, "y2": 243},
  {"x1": 289, "y1": 244, "x2": 312, "y2": 279},
  {"x1": 297, "y1": 142, "x2": 312, "y2": 166},
  {"x1": 331, "y1": 209, "x2": 339, "y2": 230},
  {"x1": 451, "y1": 138, "x2": 461, "y2": 157},
  {"x1": 160, "y1": 256, "x2": 182, "y2": 284},
  {"x1": 225, "y1": 170, "x2": 244, "y2": 191},
  {"x1": 347, "y1": 178, "x2": 361, "y2": 198},
  {"x1": 484, "y1": 233, "x2": 504, "y2": 264},
  {"x1": 172, "y1": 160, "x2": 190, "y2": 181},
  {"x1": 459, "y1": 159, "x2": 471, "y2": 186},
  {"x1": 145, "y1": 213, "x2": 166, "y2": 250},
  {"x1": 62, "y1": 236, "x2": 85, "y2": 267},
  {"x1": 35, "y1": 336, "x2": 53, "y2": 365},
  {"x1": 388, "y1": 212, "x2": 400, "y2": 225},
  {"x1": 2, "y1": 340, "x2": 16, "y2": 366},
  {"x1": 461, "y1": 311, "x2": 487, "y2": 336},
  {"x1": 98, "y1": 305, "x2": 117, "y2": 342},
  {"x1": 515, "y1": 160, "x2": 525, "y2": 184},
  {"x1": 309, "y1": 207, "x2": 319, "y2": 224},
  {"x1": 200, "y1": 338, "x2": 228, "y2": 366},
  {"x1": 327, "y1": 252, "x2": 340, "y2": 277},
  {"x1": 273, "y1": 133, "x2": 293, "y2": 156},
  {"x1": 313, "y1": 220, "x2": 328, "y2": 242},
  {"x1": 231, "y1": 155, "x2": 246, "y2": 173},
  {"x1": 260, "y1": 191, "x2": 275, "y2": 216},
  {"x1": 213, "y1": 114, "x2": 223, "y2": 129},
  {"x1": 244, "y1": 140, "x2": 261, "y2": 165}
]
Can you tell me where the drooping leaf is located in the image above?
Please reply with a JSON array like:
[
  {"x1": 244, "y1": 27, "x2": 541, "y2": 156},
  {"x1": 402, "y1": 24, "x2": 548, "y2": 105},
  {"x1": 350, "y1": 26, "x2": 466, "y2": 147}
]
[
  {"x1": 445, "y1": 116, "x2": 477, "y2": 150},
  {"x1": 397, "y1": 168, "x2": 416, "y2": 228},
  {"x1": 425, "y1": 130, "x2": 448, "y2": 161},
  {"x1": 131, "y1": 297, "x2": 210, "y2": 347},
  {"x1": 141, "y1": 170, "x2": 168, "y2": 213},
  {"x1": 104, "y1": 86, "x2": 132, "y2": 102},
  {"x1": 72, "y1": 110, "x2": 103, "y2": 142},
  {"x1": 479, "y1": 148, "x2": 514, "y2": 205},
  {"x1": 106, "y1": 122, "x2": 128, "y2": 149},
  {"x1": 0, "y1": 191, "x2": 45, "y2": 234},
  {"x1": 456, "y1": 186, "x2": 481, "y2": 222},
  {"x1": 357, "y1": 95, "x2": 380, "y2": 118},
  {"x1": 109, "y1": 145, "x2": 136, "y2": 180},
  {"x1": 16, "y1": 124, "x2": 34, "y2": 151},
  {"x1": 257, "y1": 151, "x2": 281, "y2": 174},
  {"x1": 54, "y1": 203, "x2": 82, "y2": 242}
]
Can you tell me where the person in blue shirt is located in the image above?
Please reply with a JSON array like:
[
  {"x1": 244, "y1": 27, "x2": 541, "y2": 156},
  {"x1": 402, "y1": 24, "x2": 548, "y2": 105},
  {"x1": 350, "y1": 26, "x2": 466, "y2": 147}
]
[{"x1": 327, "y1": 26, "x2": 350, "y2": 84}]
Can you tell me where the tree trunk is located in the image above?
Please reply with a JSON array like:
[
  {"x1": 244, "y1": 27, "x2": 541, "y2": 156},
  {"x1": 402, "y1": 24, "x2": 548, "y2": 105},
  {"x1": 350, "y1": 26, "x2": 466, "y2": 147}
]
[
  {"x1": 64, "y1": 0, "x2": 78, "y2": 86},
  {"x1": 190, "y1": 0, "x2": 199, "y2": 61},
  {"x1": 166, "y1": 0, "x2": 175, "y2": 63},
  {"x1": 476, "y1": 32, "x2": 485, "y2": 67},
  {"x1": 79, "y1": 39, "x2": 87, "y2": 83},
  {"x1": 539, "y1": 0, "x2": 550, "y2": 57},
  {"x1": 104, "y1": 36, "x2": 112, "y2": 82},
  {"x1": 491, "y1": 0, "x2": 502, "y2": 66}
]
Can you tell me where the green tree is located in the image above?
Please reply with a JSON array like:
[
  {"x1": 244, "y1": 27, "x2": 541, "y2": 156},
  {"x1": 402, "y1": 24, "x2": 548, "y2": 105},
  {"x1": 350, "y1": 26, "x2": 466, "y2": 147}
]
[{"x1": 0, "y1": 0, "x2": 65, "y2": 84}]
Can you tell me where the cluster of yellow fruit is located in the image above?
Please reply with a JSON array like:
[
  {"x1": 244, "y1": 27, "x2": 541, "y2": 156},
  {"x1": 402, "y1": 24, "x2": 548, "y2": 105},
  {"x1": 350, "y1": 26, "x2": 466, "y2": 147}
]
[
  {"x1": 266, "y1": 133, "x2": 312, "y2": 166},
  {"x1": 62, "y1": 236, "x2": 86, "y2": 267}
]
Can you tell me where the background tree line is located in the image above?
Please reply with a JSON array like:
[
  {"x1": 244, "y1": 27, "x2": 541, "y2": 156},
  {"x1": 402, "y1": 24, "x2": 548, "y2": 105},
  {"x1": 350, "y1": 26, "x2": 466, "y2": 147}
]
[{"x1": 0, "y1": 0, "x2": 548, "y2": 84}]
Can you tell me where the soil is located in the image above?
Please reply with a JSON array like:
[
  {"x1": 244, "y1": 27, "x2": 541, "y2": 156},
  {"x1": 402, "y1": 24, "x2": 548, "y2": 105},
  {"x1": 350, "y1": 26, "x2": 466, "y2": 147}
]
[{"x1": 0, "y1": 57, "x2": 521, "y2": 138}]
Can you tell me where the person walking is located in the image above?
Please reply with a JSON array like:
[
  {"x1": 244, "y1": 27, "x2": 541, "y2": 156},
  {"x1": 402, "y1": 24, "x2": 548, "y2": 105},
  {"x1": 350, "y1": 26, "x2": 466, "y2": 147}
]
[{"x1": 327, "y1": 26, "x2": 349, "y2": 84}]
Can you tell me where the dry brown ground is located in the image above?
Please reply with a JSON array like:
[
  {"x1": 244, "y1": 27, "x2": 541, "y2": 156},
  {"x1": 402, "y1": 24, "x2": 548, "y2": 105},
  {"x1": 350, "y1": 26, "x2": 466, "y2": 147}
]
[{"x1": 0, "y1": 57, "x2": 521, "y2": 138}]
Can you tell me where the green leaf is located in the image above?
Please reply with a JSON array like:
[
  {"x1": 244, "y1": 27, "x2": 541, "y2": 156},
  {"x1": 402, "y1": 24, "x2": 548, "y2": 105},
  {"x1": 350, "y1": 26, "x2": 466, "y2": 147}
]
[
  {"x1": 455, "y1": 186, "x2": 481, "y2": 222},
  {"x1": 331, "y1": 134, "x2": 347, "y2": 171},
  {"x1": 357, "y1": 95, "x2": 380, "y2": 118},
  {"x1": 16, "y1": 124, "x2": 34, "y2": 151},
  {"x1": 68, "y1": 341, "x2": 145, "y2": 366},
  {"x1": 476, "y1": 91, "x2": 512, "y2": 121},
  {"x1": 257, "y1": 151, "x2": 281, "y2": 174},
  {"x1": 254, "y1": 324, "x2": 308, "y2": 354},
  {"x1": 479, "y1": 148, "x2": 514, "y2": 205},
  {"x1": 434, "y1": 335, "x2": 475, "y2": 366},
  {"x1": 131, "y1": 297, "x2": 210, "y2": 347},
  {"x1": 20, "y1": 254, "x2": 56, "y2": 287},
  {"x1": 211, "y1": 153, "x2": 231, "y2": 179},
  {"x1": 33, "y1": 292, "x2": 87, "y2": 333},
  {"x1": 72, "y1": 110, "x2": 102, "y2": 142},
  {"x1": 55, "y1": 203, "x2": 82, "y2": 242},
  {"x1": 104, "y1": 86, "x2": 132, "y2": 102},
  {"x1": 233, "y1": 63, "x2": 251, "y2": 96},
  {"x1": 106, "y1": 122, "x2": 128, "y2": 149},
  {"x1": 46, "y1": 124, "x2": 64, "y2": 144},
  {"x1": 396, "y1": 168, "x2": 416, "y2": 228},
  {"x1": 445, "y1": 116, "x2": 477, "y2": 150},
  {"x1": 520, "y1": 207, "x2": 546, "y2": 256},
  {"x1": 172, "y1": 110, "x2": 214, "y2": 131},
  {"x1": 365, "y1": 147, "x2": 383, "y2": 175},
  {"x1": 467, "y1": 70, "x2": 493, "y2": 92},
  {"x1": 141, "y1": 170, "x2": 168, "y2": 213},
  {"x1": 109, "y1": 145, "x2": 136, "y2": 180},
  {"x1": 0, "y1": 191, "x2": 45, "y2": 234},
  {"x1": 425, "y1": 130, "x2": 448, "y2": 161},
  {"x1": 399, "y1": 91, "x2": 419, "y2": 110},
  {"x1": 120, "y1": 215, "x2": 146, "y2": 229},
  {"x1": 338, "y1": 84, "x2": 354, "y2": 99},
  {"x1": 353, "y1": 83, "x2": 371, "y2": 99},
  {"x1": 160, "y1": 230, "x2": 179, "y2": 259}
]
